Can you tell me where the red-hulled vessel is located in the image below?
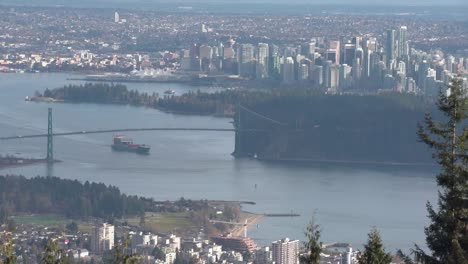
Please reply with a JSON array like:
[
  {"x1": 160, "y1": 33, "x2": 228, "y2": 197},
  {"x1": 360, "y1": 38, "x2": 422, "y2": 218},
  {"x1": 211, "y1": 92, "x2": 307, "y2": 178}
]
[{"x1": 111, "y1": 135, "x2": 150, "y2": 154}]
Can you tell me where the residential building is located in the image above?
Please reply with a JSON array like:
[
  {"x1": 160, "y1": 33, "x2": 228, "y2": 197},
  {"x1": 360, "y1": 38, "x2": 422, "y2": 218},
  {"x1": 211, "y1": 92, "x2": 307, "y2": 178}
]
[
  {"x1": 91, "y1": 223, "x2": 115, "y2": 254},
  {"x1": 271, "y1": 238, "x2": 299, "y2": 264}
]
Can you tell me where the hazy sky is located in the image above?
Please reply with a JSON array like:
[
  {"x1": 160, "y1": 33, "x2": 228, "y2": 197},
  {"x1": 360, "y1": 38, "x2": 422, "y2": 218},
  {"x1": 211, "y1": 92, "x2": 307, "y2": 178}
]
[{"x1": 6, "y1": 0, "x2": 468, "y2": 5}]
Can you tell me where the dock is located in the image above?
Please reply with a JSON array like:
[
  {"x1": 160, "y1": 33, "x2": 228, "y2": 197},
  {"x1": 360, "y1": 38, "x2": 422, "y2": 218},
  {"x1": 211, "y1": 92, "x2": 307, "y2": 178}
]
[{"x1": 263, "y1": 213, "x2": 300, "y2": 217}]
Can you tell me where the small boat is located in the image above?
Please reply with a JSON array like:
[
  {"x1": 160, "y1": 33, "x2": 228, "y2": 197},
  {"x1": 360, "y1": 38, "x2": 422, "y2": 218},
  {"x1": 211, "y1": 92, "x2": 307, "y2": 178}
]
[{"x1": 111, "y1": 135, "x2": 150, "y2": 154}]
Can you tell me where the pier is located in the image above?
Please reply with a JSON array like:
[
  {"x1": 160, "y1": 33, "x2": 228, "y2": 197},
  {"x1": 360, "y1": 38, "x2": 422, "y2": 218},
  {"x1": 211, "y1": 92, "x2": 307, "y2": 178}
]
[{"x1": 263, "y1": 213, "x2": 300, "y2": 217}]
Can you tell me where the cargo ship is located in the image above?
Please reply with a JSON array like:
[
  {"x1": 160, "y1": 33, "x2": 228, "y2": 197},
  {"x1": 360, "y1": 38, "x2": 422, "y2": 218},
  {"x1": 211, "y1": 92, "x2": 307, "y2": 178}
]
[{"x1": 111, "y1": 135, "x2": 150, "y2": 154}]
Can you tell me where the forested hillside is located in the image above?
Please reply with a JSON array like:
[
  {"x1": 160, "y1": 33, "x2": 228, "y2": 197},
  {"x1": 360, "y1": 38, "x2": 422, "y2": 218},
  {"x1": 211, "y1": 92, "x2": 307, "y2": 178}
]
[
  {"x1": 0, "y1": 175, "x2": 148, "y2": 223},
  {"x1": 39, "y1": 83, "x2": 437, "y2": 163},
  {"x1": 234, "y1": 94, "x2": 436, "y2": 164}
]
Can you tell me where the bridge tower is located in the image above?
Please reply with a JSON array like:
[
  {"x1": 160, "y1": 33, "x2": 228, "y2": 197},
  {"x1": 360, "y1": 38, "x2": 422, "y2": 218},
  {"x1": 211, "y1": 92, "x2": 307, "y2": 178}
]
[
  {"x1": 47, "y1": 108, "x2": 53, "y2": 163},
  {"x1": 233, "y1": 103, "x2": 242, "y2": 156}
]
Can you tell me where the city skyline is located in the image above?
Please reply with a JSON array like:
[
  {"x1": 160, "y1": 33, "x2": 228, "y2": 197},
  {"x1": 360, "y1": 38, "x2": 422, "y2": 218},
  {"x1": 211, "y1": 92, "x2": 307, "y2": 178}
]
[{"x1": 2, "y1": 0, "x2": 467, "y2": 7}]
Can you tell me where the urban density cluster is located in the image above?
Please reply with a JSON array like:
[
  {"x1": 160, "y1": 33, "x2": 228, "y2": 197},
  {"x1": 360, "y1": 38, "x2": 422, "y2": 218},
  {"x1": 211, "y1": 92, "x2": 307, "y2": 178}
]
[
  {"x1": 3, "y1": 222, "x2": 361, "y2": 264},
  {"x1": 0, "y1": 7, "x2": 467, "y2": 95}
]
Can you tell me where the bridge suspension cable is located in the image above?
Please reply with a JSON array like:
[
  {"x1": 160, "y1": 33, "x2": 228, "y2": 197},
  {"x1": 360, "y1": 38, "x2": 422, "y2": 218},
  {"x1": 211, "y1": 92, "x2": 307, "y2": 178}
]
[
  {"x1": 0, "y1": 128, "x2": 270, "y2": 141},
  {"x1": 0, "y1": 106, "x2": 286, "y2": 142},
  {"x1": 239, "y1": 105, "x2": 287, "y2": 126}
]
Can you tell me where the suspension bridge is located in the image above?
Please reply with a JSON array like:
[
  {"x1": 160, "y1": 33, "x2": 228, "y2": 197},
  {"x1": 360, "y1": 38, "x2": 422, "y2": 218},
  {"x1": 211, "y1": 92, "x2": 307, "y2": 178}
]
[{"x1": 0, "y1": 105, "x2": 287, "y2": 163}]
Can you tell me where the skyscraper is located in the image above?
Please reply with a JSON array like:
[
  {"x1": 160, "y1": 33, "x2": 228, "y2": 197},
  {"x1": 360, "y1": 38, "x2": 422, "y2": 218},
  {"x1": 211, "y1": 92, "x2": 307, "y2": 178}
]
[
  {"x1": 326, "y1": 40, "x2": 340, "y2": 64},
  {"x1": 323, "y1": 60, "x2": 333, "y2": 88},
  {"x1": 199, "y1": 45, "x2": 213, "y2": 60},
  {"x1": 299, "y1": 63, "x2": 309, "y2": 81},
  {"x1": 312, "y1": 65, "x2": 323, "y2": 87},
  {"x1": 330, "y1": 64, "x2": 340, "y2": 91},
  {"x1": 339, "y1": 64, "x2": 352, "y2": 90},
  {"x1": 114, "y1": 12, "x2": 120, "y2": 23},
  {"x1": 238, "y1": 44, "x2": 255, "y2": 78},
  {"x1": 282, "y1": 57, "x2": 295, "y2": 83},
  {"x1": 386, "y1": 29, "x2": 396, "y2": 70},
  {"x1": 343, "y1": 44, "x2": 356, "y2": 66},
  {"x1": 269, "y1": 44, "x2": 281, "y2": 79},
  {"x1": 398, "y1": 26, "x2": 408, "y2": 58},
  {"x1": 272, "y1": 238, "x2": 299, "y2": 264},
  {"x1": 352, "y1": 36, "x2": 362, "y2": 49},
  {"x1": 256, "y1": 43, "x2": 269, "y2": 79}
]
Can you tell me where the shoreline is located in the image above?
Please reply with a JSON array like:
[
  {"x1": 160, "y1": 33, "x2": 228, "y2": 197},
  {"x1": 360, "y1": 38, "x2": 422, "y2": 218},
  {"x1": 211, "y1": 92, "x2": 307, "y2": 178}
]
[
  {"x1": 0, "y1": 158, "x2": 60, "y2": 170},
  {"x1": 230, "y1": 211, "x2": 265, "y2": 237},
  {"x1": 257, "y1": 157, "x2": 436, "y2": 167}
]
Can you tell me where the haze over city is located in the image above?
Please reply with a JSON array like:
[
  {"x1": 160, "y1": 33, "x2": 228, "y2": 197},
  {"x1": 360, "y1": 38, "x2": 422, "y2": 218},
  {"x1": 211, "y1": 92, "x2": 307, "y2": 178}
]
[{"x1": 0, "y1": 0, "x2": 466, "y2": 263}]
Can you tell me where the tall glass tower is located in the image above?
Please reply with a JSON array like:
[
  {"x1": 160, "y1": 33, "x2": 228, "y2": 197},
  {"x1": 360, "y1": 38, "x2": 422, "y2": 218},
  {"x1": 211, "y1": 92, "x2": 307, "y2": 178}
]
[
  {"x1": 398, "y1": 26, "x2": 408, "y2": 58},
  {"x1": 386, "y1": 29, "x2": 396, "y2": 70}
]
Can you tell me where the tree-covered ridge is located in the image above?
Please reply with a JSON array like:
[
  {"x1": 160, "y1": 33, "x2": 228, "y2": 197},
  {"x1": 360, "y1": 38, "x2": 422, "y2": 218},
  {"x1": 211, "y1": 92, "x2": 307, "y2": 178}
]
[
  {"x1": 39, "y1": 83, "x2": 437, "y2": 163},
  {"x1": 0, "y1": 175, "x2": 147, "y2": 222},
  {"x1": 234, "y1": 93, "x2": 436, "y2": 163},
  {"x1": 42, "y1": 83, "x2": 158, "y2": 105},
  {"x1": 40, "y1": 82, "x2": 429, "y2": 116}
]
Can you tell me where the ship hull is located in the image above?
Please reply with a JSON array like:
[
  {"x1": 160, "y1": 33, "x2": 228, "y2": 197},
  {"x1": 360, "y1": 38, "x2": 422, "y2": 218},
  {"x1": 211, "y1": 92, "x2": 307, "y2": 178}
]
[{"x1": 111, "y1": 144, "x2": 150, "y2": 154}]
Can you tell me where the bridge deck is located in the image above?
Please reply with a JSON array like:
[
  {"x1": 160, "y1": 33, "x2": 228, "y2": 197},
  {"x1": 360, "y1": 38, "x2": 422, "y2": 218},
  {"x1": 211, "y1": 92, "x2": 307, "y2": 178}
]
[{"x1": 0, "y1": 128, "x2": 268, "y2": 140}]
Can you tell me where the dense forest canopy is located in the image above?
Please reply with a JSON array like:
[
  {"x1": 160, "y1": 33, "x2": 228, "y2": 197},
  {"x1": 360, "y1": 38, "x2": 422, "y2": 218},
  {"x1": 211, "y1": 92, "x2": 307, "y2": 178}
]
[
  {"x1": 40, "y1": 83, "x2": 438, "y2": 163},
  {"x1": 0, "y1": 175, "x2": 148, "y2": 223},
  {"x1": 234, "y1": 93, "x2": 437, "y2": 163}
]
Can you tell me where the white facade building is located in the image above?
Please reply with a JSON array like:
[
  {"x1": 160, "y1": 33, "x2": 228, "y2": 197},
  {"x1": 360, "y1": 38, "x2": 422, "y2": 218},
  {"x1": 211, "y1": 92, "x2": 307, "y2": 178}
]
[
  {"x1": 271, "y1": 238, "x2": 299, "y2": 264},
  {"x1": 91, "y1": 223, "x2": 115, "y2": 254}
]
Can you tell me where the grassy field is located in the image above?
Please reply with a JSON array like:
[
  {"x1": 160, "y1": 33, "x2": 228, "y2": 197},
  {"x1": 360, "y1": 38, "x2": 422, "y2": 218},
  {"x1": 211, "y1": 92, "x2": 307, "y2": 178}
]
[
  {"x1": 11, "y1": 214, "x2": 93, "y2": 232},
  {"x1": 127, "y1": 212, "x2": 198, "y2": 234},
  {"x1": 12, "y1": 214, "x2": 68, "y2": 226},
  {"x1": 11, "y1": 212, "x2": 198, "y2": 234}
]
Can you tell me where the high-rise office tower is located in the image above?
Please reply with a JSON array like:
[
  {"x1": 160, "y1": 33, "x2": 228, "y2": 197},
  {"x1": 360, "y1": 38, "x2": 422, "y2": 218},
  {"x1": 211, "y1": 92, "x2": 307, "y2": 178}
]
[
  {"x1": 299, "y1": 64, "x2": 309, "y2": 81},
  {"x1": 312, "y1": 65, "x2": 323, "y2": 87},
  {"x1": 323, "y1": 60, "x2": 333, "y2": 88},
  {"x1": 369, "y1": 52, "x2": 381, "y2": 80},
  {"x1": 256, "y1": 43, "x2": 269, "y2": 79},
  {"x1": 269, "y1": 44, "x2": 281, "y2": 78},
  {"x1": 238, "y1": 44, "x2": 255, "y2": 78},
  {"x1": 398, "y1": 61, "x2": 406, "y2": 75},
  {"x1": 362, "y1": 49, "x2": 372, "y2": 78},
  {"x1": 272, "y1": 238, "x2": 299, "y2": 264},
  {"x1": 352, "y1": 36, "x2": 362, "y2": 49},
  {"x1": 417, "y1": 60, "x2": 430, "y2": 88},
  {"x1": 300, "y1": 42, "x2": 315, "y2": 57},
  {"x1": 218, "y1": 42, "x2": 224, "y2": 58},
  {"x1": 325, "y1": 50, "x2": 338, "y2": 64},
  {"x1": 114, "y1": 12, "x2": 120, "y2": 23},
  {"x1": 199, "y1": 45, "x2": 213, "y2": 60},
  {"x1": 326, "y1": 41, "x2": 340, "y2": 64},
  {"x1": 339, "y1": 64, "x2": 352, "y2": 90},
  {"x1": 282, "y1": 57, "x2": 295, "y2": 83},
  {"x1": 343, "y1": 44, "x2": 356, "y2": 66},
  {"x1": 398, "y1": 26, "x2": 408, "y2": 58},
  {"x1": 386, "y1": 29, "x2": 396, "y2": 70},
  {"x1": 365, "y1": 37, "x2": 378, "y2": 52},
  {"x1": 330, "y1": 64, "x2": 340, "y2": 91},
  {"x1": 91, "y1": 223, "x2": 115, "y2": 253}
]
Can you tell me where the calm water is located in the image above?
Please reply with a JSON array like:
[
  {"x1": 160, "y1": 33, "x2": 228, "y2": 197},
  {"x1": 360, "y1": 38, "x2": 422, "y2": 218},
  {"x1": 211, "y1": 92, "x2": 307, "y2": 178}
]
[{"x1": 0, "y1": 73, "x2": 437, "y2": 251}]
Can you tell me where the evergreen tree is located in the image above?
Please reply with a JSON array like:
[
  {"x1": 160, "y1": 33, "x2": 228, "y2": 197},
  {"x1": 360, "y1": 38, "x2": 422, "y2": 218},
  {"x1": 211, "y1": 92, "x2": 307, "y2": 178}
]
[
  {"x1": 414, "y1": 78, "x2": 468, "y2": 263},
  {"x1": 108, "y1": 235, "x2": 141, "y2": 264},
  {"x1": 357, "y1": 228, "x2": 392, "y2": 264},
  {"x1": 152, "y1": 246, "x2": 165, "y2": 261},
  {"x1": 0, "y1": 231, "x2": 17, "y2": 264},
  {"x1": 65, "y1": 222, "x2": 78, "y2": 234},
  {"x1": 41, "y1": 240, "x2": 67, "y2": 264},
  {"x1": 300, "y1": 215, "x2": 322, "y2": 264}
]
